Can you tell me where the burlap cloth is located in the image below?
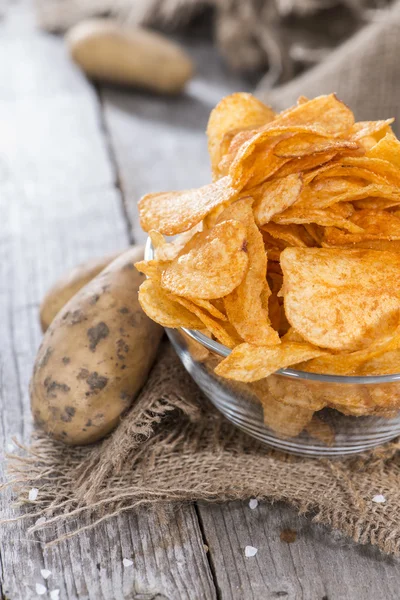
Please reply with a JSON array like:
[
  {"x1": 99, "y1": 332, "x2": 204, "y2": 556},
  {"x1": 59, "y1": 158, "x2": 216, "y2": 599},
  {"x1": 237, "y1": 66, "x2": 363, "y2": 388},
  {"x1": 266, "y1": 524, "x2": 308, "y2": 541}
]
[{"x1": 7, "y1": 1, "x2": 400, "y2": 555}]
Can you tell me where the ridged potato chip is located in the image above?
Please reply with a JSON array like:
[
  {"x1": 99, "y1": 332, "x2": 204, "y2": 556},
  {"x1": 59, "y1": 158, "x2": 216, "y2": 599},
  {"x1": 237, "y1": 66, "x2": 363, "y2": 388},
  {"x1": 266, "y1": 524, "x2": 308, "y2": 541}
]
[
  {"x1": 281, "y1": 248, "x2": 400, "y2": 351},
  {"x1": 139, "y1": 176, "x2": 237, "y2": 235},
  {"x1": 215, "y1": 341, "x2": 327, "y2": 382},
  {"x1": 161, "y1": 220, "x2": 249, "y2": 299}
]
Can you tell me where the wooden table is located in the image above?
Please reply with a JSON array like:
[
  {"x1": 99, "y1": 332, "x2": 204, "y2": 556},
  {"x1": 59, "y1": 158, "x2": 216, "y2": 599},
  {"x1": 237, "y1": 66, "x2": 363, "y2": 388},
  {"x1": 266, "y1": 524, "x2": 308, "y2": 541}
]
[{"x1": 1, "y1": 3, "x2": 400, "y2": 599}]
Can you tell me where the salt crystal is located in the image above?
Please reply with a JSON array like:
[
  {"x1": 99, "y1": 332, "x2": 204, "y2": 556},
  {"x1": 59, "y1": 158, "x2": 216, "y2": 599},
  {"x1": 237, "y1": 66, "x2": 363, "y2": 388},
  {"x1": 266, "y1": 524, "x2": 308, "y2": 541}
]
[
  {"x1": 35, "y1": 517, "x2": 46, "y2": 526},
  {"x1": 41, "y1": 569, "x2": 51, "y2": 579},
  {"x1": 29, "y1": 488, "x2": 38, "y2": 501},
  {"x1": 249, "y1": 498, "x2": 258, "y2": 510},
  {"x1": 245, "y1": 545, "x2": 258, "y2": 558},
  {"x1": 372, "y1": 494, "x2": 386, "y2": 504},
  {"x1": 35, "y1": 583, "x2": 46, "y2": 595},
  {"x1": 50, "y1": 590, "x2": 60, "y2": 600},
  {"x1": 123, "y1": 558, "x2": 133, "y2": 567}
]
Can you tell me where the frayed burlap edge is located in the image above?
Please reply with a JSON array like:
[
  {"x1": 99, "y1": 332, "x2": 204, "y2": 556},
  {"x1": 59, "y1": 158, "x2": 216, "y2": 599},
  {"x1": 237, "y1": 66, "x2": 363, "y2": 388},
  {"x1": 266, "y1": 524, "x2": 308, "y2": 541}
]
[{"x1": 2, "y1": 343, "x2": 400, "y2": 555}]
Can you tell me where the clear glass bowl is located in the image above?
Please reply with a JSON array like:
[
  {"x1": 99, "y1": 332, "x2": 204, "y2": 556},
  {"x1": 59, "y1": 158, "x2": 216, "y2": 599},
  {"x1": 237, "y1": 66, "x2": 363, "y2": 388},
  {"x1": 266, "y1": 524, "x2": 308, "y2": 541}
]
[{"x1": 145, "y1": 238, "x2": 400, "y2": 457}]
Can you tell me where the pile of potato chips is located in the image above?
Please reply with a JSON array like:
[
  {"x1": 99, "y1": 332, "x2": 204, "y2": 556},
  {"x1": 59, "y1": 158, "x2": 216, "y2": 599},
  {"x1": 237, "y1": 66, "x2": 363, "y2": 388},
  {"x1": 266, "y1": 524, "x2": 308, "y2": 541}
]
[{"x1": 136, "y1": 93, "x2": 400, "y2": 431}]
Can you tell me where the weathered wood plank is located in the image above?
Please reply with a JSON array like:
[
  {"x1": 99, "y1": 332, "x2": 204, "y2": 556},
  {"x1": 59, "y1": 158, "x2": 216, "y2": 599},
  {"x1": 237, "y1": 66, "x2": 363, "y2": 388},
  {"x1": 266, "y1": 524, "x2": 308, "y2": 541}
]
[
  {"x1": 0, "y1": 3, "x2": 216, "y2": 599},
  {"x1": 197, "y1": 500, "x2": 400, "y2": 600}
]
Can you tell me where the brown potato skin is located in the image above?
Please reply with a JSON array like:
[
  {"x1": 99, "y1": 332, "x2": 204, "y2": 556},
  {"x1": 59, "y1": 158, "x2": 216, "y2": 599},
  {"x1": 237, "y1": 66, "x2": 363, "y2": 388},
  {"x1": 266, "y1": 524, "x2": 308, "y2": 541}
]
[
  {"x1": 31, "y1": 246, "x2": 163, "y2": 445},
  {"x1": 66, "y1": 20, "x2": 194, "y2": 94},
  {"x1": 40, "y1": 252, "x2": 122, "y2": 332}
]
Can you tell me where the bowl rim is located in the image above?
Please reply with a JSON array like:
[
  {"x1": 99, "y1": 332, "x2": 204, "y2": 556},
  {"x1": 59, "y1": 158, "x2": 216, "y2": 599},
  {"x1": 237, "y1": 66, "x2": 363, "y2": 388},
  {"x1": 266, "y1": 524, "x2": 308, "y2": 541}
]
[{"x1": 145, "y1": 236, "x2": 400, "y2": 385}]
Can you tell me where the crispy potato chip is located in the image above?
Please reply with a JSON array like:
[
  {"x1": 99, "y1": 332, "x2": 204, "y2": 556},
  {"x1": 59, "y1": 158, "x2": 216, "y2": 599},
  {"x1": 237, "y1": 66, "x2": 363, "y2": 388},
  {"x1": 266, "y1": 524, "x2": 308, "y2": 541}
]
[
  {"x1": 139, "y1": 176, "x2": 237, "y2": 235},
  {"x1": 250, "y1": 381, "x2": 315, "y2": 436},
  {"x1": 350, "y1": 119, "x2": 394, "y2": 142},
  {"x1": 214, "y1": 341, "x2": 327, "y2": 382},
  {"x1": 252, "y1": 174, "x2": 303, "y2": 225},
  {"x1": 207, "y1": 93, "x2": 276, "y2": 177},
  {"x1": 135, "y1": 258, "x2": 169, "y2": 283},
  {"x1": 305, "y1": 417, "x2": 335, "y2": 446},
  {"x1": 161, "y1": 220, "x2": 248, "y2": 299},
  {"x1": 272, "y1": 151, "x2": 338, "y2": 178},
  {"x1": 138, "y1": 279, "x2": 203, "y2": 329},
  {"x1": 270, "y1": 94, "x2": 354, "y2": 135},
  {"x1": 281, "y1": 247, "x2": 400, "y2": 351},
  {"x1": 323, "y1": 210, "x2": 400, "y2": 245},
  {"x1": 188, "y1": 298, "x2": 227, "y2": 321},
  {"x1": 217, "y1": 198, "x2": 280, "y2": 345},
  {"x1": 273, "y1": 207, "x2": 363, "y2": 233},
  {"x1": 274, "y1": 137, "x2": 359, "y2": 159},
  {"x1": 261, "y1": 223, "x2": 314, "y2": 247},
  {"x1": 367, "y1": 131, "x2": 400, "y2": 169},
  {"x1": 174, "y1": 296, "x2": 241, "y2": 348},
  {"x1": 149, "y1": 227, "x2": 202, "y2": 261},
  {"x1": 355, "y1": 349, "x2": 400, "y2": 375}
]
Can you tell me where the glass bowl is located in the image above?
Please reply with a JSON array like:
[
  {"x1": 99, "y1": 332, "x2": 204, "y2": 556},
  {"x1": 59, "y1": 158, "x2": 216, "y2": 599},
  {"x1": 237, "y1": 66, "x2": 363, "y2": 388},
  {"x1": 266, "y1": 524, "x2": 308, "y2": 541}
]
[{"x1": 145, "y1": 238, "x2": 400, "y2": 457}]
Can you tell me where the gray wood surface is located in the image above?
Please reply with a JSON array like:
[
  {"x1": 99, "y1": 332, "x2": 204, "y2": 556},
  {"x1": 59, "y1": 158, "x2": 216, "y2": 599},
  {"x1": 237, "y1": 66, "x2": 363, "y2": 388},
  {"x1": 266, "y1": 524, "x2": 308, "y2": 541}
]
[
  {"x1": 0, "y1": 3, "x2": 214, "y2": 600},
  {"x1": 1, "y1": 1, "x2": 400, "y2": 599}
]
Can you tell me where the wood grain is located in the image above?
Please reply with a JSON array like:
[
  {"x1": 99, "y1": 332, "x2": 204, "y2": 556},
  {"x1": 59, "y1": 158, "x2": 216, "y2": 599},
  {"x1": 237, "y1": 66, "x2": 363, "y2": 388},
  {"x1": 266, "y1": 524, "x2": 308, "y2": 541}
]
[{"x1": 0, "y1": 3, "x2": 215, "y2": 599}]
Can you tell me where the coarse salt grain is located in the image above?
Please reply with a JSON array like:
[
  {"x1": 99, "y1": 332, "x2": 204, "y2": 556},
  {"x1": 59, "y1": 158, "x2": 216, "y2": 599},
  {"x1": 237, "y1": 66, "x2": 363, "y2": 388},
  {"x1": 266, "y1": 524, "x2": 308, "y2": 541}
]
[
  {"x1": 35, "y1": 582, "x2": 47, "y2": 595},
  {"x1": 245, "y1": 545, "x2": 258, "y2": 558},
  {"x1": 123, "y1": 558, "x2": 133, "y2": 567},
  {"x1": 249, "y1": 498, "x2": 258, "y2": 510},
  {"x1": 29, "y1": 488, "x2": 39, "y2": 502},
  {"x1": 50, "y1": 590, "x2": 60, "y2": 600},
  {"x1": 35, "y1": 517, "x2": 46, "y2": 526},
  {"x1": 41, "y1": 569, "x2": 51, "y2": 579},
  {"x1": 372, "y1": 494, "x2": 386, "y2": 504}
]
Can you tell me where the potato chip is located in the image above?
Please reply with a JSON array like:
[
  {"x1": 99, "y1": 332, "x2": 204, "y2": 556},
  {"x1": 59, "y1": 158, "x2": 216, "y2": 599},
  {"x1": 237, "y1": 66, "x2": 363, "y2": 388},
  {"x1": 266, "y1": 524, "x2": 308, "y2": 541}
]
[
  {"x1": 261, "y1": 223, "x2": 313, "y2": 247},
  {"x1": 274, "y1": 137, "x2": 359, "y2": 159},
  {"x1": 252, "y1": 174, "x2": 303, "y2": 225},
  {"x1": 174, "y1": 296, "x2": 241, "y2": 348},
  {"x1": 250, "y1": 381, "x2": 315, "y2": 437},
  {"x1": 216, "y1": 198, "x2": 280, "y2": 345},
  {"x1": 135, "y1": 259, "x2": 169, "y2": 288},
  {"x1": 149, "y1": 227, "x2": 202, "y2": 261},
  {"x1": 367, "y1": 131, "x2": 400, "y2": 169},
  {"x1": 273, "y1": 207, "x2": 363, "y2": 233},
  {"x1": 188, "y1": 298, "x2": 227, "y2": 321},
  {"x1": 281, "y1": 247, "x2": 400, "y2": 351},
  {"x1": 207, "y1": 93, "x2": 276, "y2": 177},
  {"x1": 214, "y1": 341, "x2": 327, "y2": 382},
  {"x1": 270, "y1": 94, "x2": 354, "y2": 135},
  {"x1": 350, "y1": 119, "x2": 394, "y2": 142},
  {"x1": 139, "y1": 176, "x2": 237, "y2": 235},
  {"x1": 323, "y1": 210, "x2": 400, "y2": 245},
  {"x1": 161, "y1": 220, "x2": 248, "y2": 299},
  {"x1": 138, "y1": 279, "x2": 203, "y2": 329},
  {"x1": 272, "y1": 151, "x2": 338, "y2": 179}
]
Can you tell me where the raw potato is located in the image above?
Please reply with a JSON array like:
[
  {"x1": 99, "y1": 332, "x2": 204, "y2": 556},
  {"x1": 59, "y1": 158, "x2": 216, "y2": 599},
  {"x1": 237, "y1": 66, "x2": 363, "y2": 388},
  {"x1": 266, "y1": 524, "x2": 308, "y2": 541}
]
[
  {"x1": 31, "y1": 247, "x2": 163, "y2": 445},
  {"x1": 66, "y1": 19, "x2": 194, "y2": 94},
  {"x1": 40, "y1": 251, "x2": 123, "y2": 332}
]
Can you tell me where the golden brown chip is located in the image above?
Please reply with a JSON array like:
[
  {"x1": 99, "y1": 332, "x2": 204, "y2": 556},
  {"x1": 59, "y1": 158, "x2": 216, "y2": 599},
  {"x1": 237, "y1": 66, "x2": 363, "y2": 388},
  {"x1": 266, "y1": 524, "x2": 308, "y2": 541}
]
[
  {"x1": 188, "y1": 298, "x2": 227, "y2": 321},
  {"x1": 252, "y1": 174, "x2": 303, "y2": 225},
  {"x1": 273, "y1": 207, "x2": 363, "y2": 233},
  {"x1": 139, "y1": 177, "x2": 237, "y2": 235},
  {"x1": 161, "y1": 220, "x2": 248, "y2": 299},
  {"x1": 214, "y1": 341, "x2": 327, "y2": 382},
  {"x1": 174, "y1": 296, "x2": 242, "y2": 348},
  {"x1": 217, "y1": 198, "x2": 280, "y2": 345},
  {"x1": 261, "y1": 223, "x2": 313, "y2": 247},
  {"x1": 207, "y1": 93, "x2": 275, "y2": 177},
  {"x1": 138, "y1": 279, "x2": 203, "y2": 329},
  {"x1": 281, "y1": 247, "x2": 400, "y2": 352},
  {"x1": 270, "y1": 94, "x2": 354, "y2": 135},
  {"x1": 367, "y1": 131, "x2": 400, "y2": 169},
  {"x1": 323, "y1": 210, "x2": 400, "y2": 245}
]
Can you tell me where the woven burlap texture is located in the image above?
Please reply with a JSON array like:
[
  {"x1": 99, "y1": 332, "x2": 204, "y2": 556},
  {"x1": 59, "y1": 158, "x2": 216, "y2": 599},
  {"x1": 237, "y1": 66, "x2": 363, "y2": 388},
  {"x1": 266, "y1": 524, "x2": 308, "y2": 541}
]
[
  {"x1": 6, "y1": 343, "x2": 400, "y2": 554},
  {"x1": 7, "y1": 1, "x2": 400, "y2": 555}
]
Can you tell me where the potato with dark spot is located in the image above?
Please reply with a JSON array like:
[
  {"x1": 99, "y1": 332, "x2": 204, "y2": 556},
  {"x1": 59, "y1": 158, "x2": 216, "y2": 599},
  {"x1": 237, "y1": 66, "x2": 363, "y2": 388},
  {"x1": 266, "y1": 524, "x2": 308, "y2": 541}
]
[
  {"x1": 31, "y1": 246, "x2": 163, "y2": 445},
  {"x1": 40, "y1": 251, "x2": 123, "y2": 332}
]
